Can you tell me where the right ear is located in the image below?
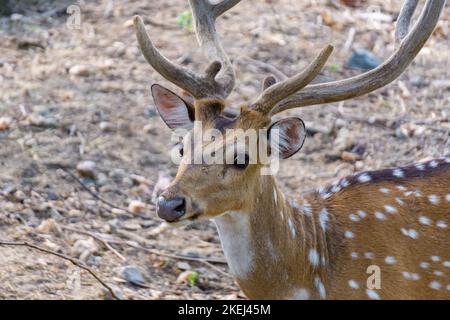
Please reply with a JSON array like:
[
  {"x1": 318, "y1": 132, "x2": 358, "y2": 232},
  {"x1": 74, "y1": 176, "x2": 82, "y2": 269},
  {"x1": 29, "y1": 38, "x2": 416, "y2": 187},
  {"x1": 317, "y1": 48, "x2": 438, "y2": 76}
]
[{"x1": 151, "y1": 84, "x2": 195, "y2": 130}]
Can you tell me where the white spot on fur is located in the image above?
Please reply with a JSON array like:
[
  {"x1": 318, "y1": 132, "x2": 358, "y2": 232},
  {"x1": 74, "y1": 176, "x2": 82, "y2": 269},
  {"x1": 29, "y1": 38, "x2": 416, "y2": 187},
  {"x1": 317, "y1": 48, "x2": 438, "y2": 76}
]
[
  {"x1": 375, "y1": 211, "x2": 386, "y2": 220},
  {"x1": 401, "y1": 228, "x2": 418, "y2": 239},
  {"x1": 447, "y1": 285, "x2": 450, "y2": 291},
  {"x1": 415, "y1": 163, "x2": 425, "y2": 171},
  {"x1": 420, "y1": 262, "x2": 430, "y2": 269},
  {"x1": 429, "y1": 281, "x2": 441, "y2": 290},
  {"x1": 315, "y1": 277, "x2": 326, "y2": 299},
  {"x1": 348, "y1": 280, "x2": 359, "y2": 289},
  {"x1": 428, "y1": 195, "x2": 440, "y2": 205},
  {"x1": 411, "y1": 273, "x2": 420, "y2": 281},
  {"x1": 214, "y1": 212, "x2": 254, "y2": 278},
  {"x1": 288, "y1": 218, "x2": 296, "y2": 238},
  {"x1": 364, "y1": 252, "x2": 374, "y2": 259},
  {"x1": 395, "y1": 197, "x2": 405, "y2": 206},
  {"x1": 446, "y1": 194, "x2": 450, "y2": 202},
  {"x1": 385, "y1": 256, "x2": 396, "y2": 264},
  {"x1": 301, "y1": 200, "x2": 313, "y2": 216},
  {"x1": 309, "y1": 249, "x2": 320, "y2": 268},
  {"x1": 396, "y1": 185, "x2": 407, "y2": 191},
  {"x1": 366, "y1": 289, "x2": 380, "y2": 300},
  {"x1": 419, "y1": 216, "x2": 431, "y2": 225},
  {"x1": 402, "y1": 271, "x2": 412, "y2": 280},
  {"x1": 393, "y1": 169, "x2": 404, "y2": 178},
  {"x1": 341, "y1": 179, "x2": 350, "y2": 188},
  {"x1": 319, "y1": 208, "x2": 329, "y2": 232},
  {"x1": 384, "y1": 205, "x2": 397, "y2": 214},
  {"x1": 349, "y1": 213, "x2": 360, "y2": 222},
  {"x1": 429, "y1": 160, "x2": 439, "y2": 168},
  {"x1": 433, "y1": 270, "x2": 444, "y2": 277},
  {"x1": 436, "y1": 221, "x2": 448, "y2": 229},
  {"x1": 345, "y1": 231, "x2": 354, "y2": 239},
  {"x1": 273, "y1": 189, "x2": 278, "y2": 206},
  {"x1": 379, "y1": 188, "x2": 390, "y2": 194},
  {"x1": 358, "y1": 210, "x2": 367, "y2": 219},
  {"x1": 358, "y1": 173, "x2": 371, "y2": 183},
  {"x1": 292, "y1": 288, "x2": 310, "y2": 300},
  {"x1": 431, "y1": 256, "x2": 440, "y2": 262},
  {"x1": 443, "y1": 261, "x2": 450, "y2": 267},
  {"x1": 351, "y1": 252, "x2": 358, "y2": 259}
]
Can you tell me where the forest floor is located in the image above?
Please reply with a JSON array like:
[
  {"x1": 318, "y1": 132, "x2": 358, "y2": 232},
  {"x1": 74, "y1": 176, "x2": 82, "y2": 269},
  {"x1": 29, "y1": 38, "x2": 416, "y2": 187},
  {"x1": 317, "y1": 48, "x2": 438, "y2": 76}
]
[{"x1": 0, "y1": 0, "x2": 449, "y2": 299}]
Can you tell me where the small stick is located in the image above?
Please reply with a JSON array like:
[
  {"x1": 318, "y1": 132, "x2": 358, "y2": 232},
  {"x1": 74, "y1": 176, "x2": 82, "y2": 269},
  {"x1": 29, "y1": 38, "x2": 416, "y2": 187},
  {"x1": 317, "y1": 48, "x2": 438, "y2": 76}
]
[
  {"x1": 60, "y1": 167, "x2": 134, "y2": 218},
  {"x1": 0, "y1": 240, "x2": 119, "y2": 299}
]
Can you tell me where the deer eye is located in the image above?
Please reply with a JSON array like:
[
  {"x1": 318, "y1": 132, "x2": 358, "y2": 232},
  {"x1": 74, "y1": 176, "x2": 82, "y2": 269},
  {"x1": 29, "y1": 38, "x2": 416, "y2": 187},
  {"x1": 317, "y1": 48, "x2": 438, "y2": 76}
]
[
  {"x1": 233, "y1": 153, "x2": 249, "y2": 170},
  {"x1": 179, "y1": 147, "x2": 184, "y2": 157}
]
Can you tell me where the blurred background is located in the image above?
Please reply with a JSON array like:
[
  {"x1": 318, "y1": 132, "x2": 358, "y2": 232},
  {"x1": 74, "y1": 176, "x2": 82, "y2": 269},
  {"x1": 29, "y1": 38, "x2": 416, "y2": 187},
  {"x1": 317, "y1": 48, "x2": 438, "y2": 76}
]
[{"x1": 0, "y1": 0, "x2": 449, "y2": 299}]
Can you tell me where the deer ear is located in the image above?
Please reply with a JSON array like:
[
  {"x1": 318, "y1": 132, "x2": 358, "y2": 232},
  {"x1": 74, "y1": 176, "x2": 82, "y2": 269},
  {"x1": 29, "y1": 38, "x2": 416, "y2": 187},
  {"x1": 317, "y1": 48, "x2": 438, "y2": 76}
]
[
  {"x1": 268, "y1": 117, "x2": 306, "y2": 159},
  {"x1": 151, "y1": 84, "x2": 195, "y2": 130}
]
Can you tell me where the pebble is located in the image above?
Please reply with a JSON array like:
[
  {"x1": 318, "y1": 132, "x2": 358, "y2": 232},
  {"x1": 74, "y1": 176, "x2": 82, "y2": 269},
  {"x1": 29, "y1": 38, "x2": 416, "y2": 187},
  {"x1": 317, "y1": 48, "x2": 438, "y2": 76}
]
[
  {"x1": 72, "y1": 238, "x2": 99, "y2": 261},
  {"x1": 0, "y1": 117, "x2": 12, "y2": 130},
  {"x1": 128, "y1": 200, "x2": 146, "y2": 214},
  {"x1": 69, "y1": 64, "x2": 91, "y2": 77},
  {"x1": 76, "y1": 160, "x2": 97, "y2": 178},
  {"x1": 176, "y1": 262, "x2": 192, "y2": 271},
  {"x1": 27, "y1": 113, "x2": 59, "y2": 128},
  {"x1": 36, "y1": 218, "x2": 56, "y2": 233},
  {"x1": 123, "y1": 266, "x2": 147, "y2": 288},
  {"x1": 121, "y1": 220, "x2": 142, "y2": 231}
]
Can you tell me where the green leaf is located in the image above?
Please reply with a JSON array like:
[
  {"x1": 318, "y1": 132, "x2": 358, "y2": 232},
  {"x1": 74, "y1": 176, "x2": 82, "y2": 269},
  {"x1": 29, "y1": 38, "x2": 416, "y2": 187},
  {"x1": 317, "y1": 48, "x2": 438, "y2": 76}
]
[
  {"x1": 176, "y1": 10, "x2": 193, "y2": 31},
  {"x1": 329, "y1": 63, "x2": 341, "y2": 73},
  {"x1": 187, "y1": 271, "x2": 199, "y2": 286}
]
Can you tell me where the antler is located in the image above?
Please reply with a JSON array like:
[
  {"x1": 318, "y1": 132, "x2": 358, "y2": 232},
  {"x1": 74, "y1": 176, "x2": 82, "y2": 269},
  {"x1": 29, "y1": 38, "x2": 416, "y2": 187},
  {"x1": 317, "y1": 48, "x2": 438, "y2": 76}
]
[
  {"x1": 251, "y1": 45, "x2": 334, "y2": 115},
  {"x1": 257, "y1": 0, "x2": 445, "y2": 116},
  {"x1": 134, "y1": 0, "x2": 241, "y2": 100}
]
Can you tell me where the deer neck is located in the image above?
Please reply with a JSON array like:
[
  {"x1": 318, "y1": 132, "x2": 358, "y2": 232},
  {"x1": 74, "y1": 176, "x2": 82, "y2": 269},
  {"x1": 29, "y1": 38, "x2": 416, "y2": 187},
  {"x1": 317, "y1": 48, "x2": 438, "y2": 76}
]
[{"x1": 214, "y1": 175, "x2": 330, "y2": 300}]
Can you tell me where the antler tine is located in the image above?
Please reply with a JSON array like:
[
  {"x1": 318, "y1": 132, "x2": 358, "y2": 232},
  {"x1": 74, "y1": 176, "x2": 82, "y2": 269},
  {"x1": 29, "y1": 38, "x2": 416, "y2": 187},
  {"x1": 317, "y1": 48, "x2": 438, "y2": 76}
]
[
  {"x1": 396, "y1": 0, "x2": 419, "y2": 43},
  {"x1": 134, "y1": 0, "x2": 241, "y2": 100},
  {"x1": 134, "y1": 16, "x2": 206, "y2": 99},
  {"x1": 271, "y1": 0, "x2": 445, "y2": 115},
  {"x1": 189, "y1": 0, "x2": 241, "y2": 98},
  {"x1": 252, "y1": 45, "x2": 334, "y2": 116}
]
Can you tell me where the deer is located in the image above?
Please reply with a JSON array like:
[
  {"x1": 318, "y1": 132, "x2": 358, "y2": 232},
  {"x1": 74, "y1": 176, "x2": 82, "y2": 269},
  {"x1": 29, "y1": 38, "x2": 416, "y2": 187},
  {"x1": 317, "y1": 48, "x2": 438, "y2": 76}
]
[{"x1": 133, "y1": 0, "x2": 449, "y2": 299}]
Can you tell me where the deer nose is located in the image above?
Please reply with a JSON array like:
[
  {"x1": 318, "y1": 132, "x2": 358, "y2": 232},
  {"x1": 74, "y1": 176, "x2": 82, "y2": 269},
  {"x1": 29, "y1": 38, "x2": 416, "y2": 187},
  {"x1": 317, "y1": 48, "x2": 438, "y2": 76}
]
[{"x1": 157, "y1": 196, "x2": 186, "y2": 222}]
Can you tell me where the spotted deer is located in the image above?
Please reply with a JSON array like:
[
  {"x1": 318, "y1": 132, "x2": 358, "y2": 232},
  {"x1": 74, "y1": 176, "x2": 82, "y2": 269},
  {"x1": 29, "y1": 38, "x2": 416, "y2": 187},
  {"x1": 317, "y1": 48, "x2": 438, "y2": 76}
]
[{"x1": 134, "y1": 0, "x2": 449, "y2": 299}]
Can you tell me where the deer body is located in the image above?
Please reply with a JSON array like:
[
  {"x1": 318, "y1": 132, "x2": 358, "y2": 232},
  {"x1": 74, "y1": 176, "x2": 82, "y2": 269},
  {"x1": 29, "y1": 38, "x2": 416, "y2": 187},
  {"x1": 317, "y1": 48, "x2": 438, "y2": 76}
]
[
  {"x1": 215, "y1": 157, "x2": 450, "y2": 299},
  {"x1": 133, "y1": 0, "x2": 448, "y2": 299}
]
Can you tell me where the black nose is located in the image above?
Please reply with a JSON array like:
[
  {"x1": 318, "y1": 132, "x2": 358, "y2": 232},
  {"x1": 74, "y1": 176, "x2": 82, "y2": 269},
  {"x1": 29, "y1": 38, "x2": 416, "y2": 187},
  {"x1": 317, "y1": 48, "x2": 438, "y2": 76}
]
[{"x1": 157, "y1": 196, "x2": 186, "y2": 222}]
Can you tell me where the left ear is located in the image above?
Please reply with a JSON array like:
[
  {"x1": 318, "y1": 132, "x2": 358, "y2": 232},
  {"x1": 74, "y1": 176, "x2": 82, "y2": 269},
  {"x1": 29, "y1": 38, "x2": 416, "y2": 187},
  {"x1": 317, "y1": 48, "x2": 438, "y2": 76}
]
[{"x1": 268, "y1": 117, "x2": 306, "y2": 159}]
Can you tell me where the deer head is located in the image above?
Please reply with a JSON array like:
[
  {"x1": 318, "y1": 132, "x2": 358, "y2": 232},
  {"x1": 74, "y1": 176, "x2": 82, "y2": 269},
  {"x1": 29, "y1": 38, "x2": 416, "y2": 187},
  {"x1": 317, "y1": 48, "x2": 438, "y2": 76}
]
[{"x1": 134, "y1": 0, "x2": 446, "y2": 224}]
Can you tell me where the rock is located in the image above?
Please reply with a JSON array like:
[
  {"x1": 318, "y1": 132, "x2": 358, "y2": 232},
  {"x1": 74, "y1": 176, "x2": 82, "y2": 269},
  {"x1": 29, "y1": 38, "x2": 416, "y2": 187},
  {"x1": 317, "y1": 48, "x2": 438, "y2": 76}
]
[
  {"x1": 99, "y1": 121, "x2": 114, "y2": 132},
  {"x1": 36, "y1": 218, "x2": 56, "y2": 233},
  {"x1": 0, "y1": 116, "x2": 12, "y2": 131},
  {"x1": 341, "y1": 151, "x2": 362, "y2": 162},
  {"x1": 46, "y1": 188, "x2": 58, "y2": 200},
  {"x1": 395, "y1": 123, "x2": 425, "y2": 140},
  {"x1": 123, "y1": 266, "x2": 147, "y2": 288},
  {"x1": 128, "y1": 200, "x2": 146, "y2": 214},
  {"x1": 176, "y1": 262, "x2": 191, "y2": 271},
  {"x1": 27, "y1": 113, "x2": 59, "y2": 128},
  {"x1": 13, "y1": 190, "x2": 26, "y2": 202},
  {"x1": 72, "y1": 238, "x2": 99, "y2": 261},
  {"x1": 333, "y1": 128, "x2": 354, "y2": 152},
  {"x1": 347, "y1": 48, "x2": 382, "y2": 71},
  {"x1": 69, "y1": 64, "x2": 91, "y2": 77},
  {"x1": 121, "y1": 220, "x2": 142, "y2": 231},
  {"x1": 76, "y1": 160, "x2": 97, "y2": 178}
]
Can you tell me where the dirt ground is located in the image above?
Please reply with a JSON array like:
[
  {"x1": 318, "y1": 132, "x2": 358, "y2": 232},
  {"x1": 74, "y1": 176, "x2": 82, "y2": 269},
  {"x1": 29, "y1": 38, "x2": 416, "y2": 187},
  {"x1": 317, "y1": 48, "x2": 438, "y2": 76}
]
[{"x1": 0, "y1": 0, "x2": 449, "y2": 300}]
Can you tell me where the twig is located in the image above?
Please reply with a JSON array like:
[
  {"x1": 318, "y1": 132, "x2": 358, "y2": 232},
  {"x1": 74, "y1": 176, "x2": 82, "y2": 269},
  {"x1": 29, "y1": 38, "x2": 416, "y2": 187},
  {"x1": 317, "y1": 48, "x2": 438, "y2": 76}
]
[
  {"x1": 238, "y1": 56, "x2": 288, "y2": 81},
  {"x1": 60, "y1": 225, "x2": 127, "y2": 262},
  {"x1": 59, "y1": 167, "x2": 134, "y2": 218},
  {"x1": 59, "y1": 226, "x2": 231, "y2": 278},
  {"x1": 0, "y1": 240, "x2": 119, "y2": 299}
]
